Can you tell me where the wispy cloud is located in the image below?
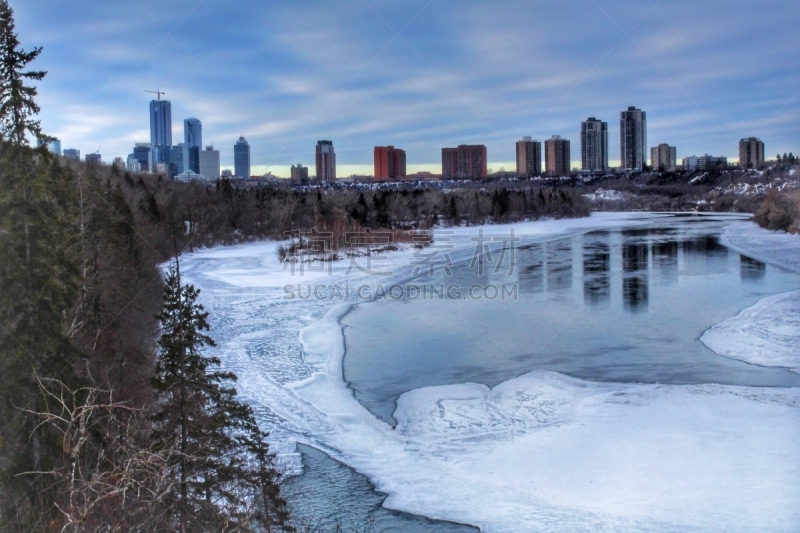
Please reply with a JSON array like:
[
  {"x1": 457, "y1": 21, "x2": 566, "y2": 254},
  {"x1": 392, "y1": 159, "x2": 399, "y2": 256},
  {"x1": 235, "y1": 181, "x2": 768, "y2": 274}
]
[{"x1": 16, "y1": 0, "x2": 800, "y2": 172}]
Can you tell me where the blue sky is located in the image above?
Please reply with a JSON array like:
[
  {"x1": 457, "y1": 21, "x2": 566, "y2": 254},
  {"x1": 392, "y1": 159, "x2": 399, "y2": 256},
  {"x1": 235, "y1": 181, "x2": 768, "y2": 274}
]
[{"x1": 16, "y1": 0, "x2": 800, "y2": 176}]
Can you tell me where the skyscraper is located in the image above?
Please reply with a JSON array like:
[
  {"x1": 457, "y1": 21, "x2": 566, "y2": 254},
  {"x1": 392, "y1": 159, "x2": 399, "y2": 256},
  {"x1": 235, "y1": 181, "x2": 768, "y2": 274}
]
[
  {"x1": 85, "y1": 153, "x2": 101, "y2": 165},
  {"x1": 63, "y1": 149, "x2": 80, "y2": 160},
  {"x1": 739, "y1": 137, "x2": 765, "y2": 169},
  {"x1": 620, "y1": 106, "x2": 647, "y2": 170},
  {"x1": 169, "y1": 144, "x2": 185, "y2": 177},
  {"x1": 184, "y1": 118, "x2": 202, "y2": 173},
  {"x1": 234, "y1": 136, "x2": 250, "y2": 178},
  {"x1": 150, "y1": 100, "x2": 172, "y2": 168},
  {"x1": 544, "y1": 135, "x2": 570, "y2": 176},
  {"x1": 199, "y1": 145, "x2": 220, "y2": 180},
  {"x1": 132, "y1": 143, "x2": 152, "y2": 172},
  {"x1": 38, "y1": 137, "x2": 61, "y2": 155},
  {"x1": 581, "y1": 118, "x2": 608, "y2": 171},
  {"x1": 316, "y1": 140, "x2": 336, "y2": 182},
  {"x1": 374, "y1": 146, "x2": 407, "y2": 180},
  {"x1": 516, "y1": 137, "x2": 542, "y2": 177},
  {"x1": 650, "y1": 143, "x2": 677, "y2": 171},
  {"x1": 441, "y1": 145, "x2": 487, "y2": 179}
]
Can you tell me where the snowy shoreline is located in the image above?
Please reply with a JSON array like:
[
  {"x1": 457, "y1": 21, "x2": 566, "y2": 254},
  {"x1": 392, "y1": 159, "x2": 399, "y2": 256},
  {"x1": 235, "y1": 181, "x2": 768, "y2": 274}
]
[{"x1": 180, "y1": 213, "x2": 800, "y2": 533}]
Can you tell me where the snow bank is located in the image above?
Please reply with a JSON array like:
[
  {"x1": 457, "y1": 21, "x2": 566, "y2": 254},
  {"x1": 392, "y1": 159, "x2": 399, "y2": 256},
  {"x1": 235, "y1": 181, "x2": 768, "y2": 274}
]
[
  {"x1": 701, "y1": 290, "x2": 800, "y2": 373},
  {"x1": 179, "y1": 213, "x2": 800, "y2": 533},
  {"x1": 698, "y1": 222, "x2": 800, "y2": 372}
]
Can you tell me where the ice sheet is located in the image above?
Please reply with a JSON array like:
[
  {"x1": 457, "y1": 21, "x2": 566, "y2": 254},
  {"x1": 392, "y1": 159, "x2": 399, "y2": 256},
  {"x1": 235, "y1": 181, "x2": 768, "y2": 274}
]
[{"x1": 178, "y1": 213, "x2": 800, "y2": 532}]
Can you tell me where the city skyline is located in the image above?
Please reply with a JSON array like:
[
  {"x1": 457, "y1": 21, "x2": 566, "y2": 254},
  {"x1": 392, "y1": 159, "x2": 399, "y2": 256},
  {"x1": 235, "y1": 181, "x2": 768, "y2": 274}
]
[{"x1": 16, "y1": 1, "x2": 800, "y2": 176}]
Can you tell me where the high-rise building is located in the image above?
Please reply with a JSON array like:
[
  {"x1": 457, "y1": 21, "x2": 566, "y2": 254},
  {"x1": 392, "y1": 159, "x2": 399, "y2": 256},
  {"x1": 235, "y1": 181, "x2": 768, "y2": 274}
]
[
  {"x1": 85, "y1": 153, "x2": 101, "y2": 165},
  {"x1": 682, "y1": 155, "x2": 700, "y2": 171},
  {"x1": 544, "y1": 135, "x2": 571, "y2": 176},
  {"x1": 516, "y1": 137, "x2": 542, "y2": 177},
  {"x1": 132, "y1": 143, "x2": 152, "y2": 173},
  {"x1": 581, "y1": 118, "x2": 608, "y2": 171},
  {"x1": 650, "y1": 143, "x2": 677, "y2": 171},
  {"x1": 739, "y1": 137, "x2": 765, "y2": 169},
  {"x1": 620, "y1": 106, "x2": 647, "y2": 170},
  {"x1": 63, "y1": 149, "x2": 80, "y2": 160},
  {"x1": 184, "y1": 118, "x2": 202, "y2": 173},
  {"x1": 315, "y1": 140, "x2": 336, "y2": 182},
  {"x1": 169, "y1": 144, "x2": 185, "y2": 177},
  {"x1": 291, "y1": 164, "x2": 309, "y2": 182},
  {"x1": 199, "y1": 145, "x2": 220, "y2": 180},
  {"x1": 149, "y1": 99, "x2": 171, "y2": 143},
  {"x1": 234, "y1": 136, "x2": 250, "y2": 178},
  {"x1": 441, "y1": 145, "x2": 487, "y2": 179},
  {"x1": 150, "y1": 100, "x2": 172, "y2": 169},
  {"x1": 38, "y1": 138, "x2": 61, "y2": 155},
  {"x1": 126, "y1": 155, "x2": 141, "y2": 173},
  {"x1": 113, "y1": 157, "x2": 125, "y2": 170},
  {"x1": 374, "y1": 145, "x2": 407, "y2": 180}
]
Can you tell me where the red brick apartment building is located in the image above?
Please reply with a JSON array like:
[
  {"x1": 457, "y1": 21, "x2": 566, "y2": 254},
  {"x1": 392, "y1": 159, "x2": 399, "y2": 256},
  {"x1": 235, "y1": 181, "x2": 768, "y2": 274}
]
[
  {"x1": 441, "y1": 144, "x2": 487, "y2": 179},
  {"x1": 374, "y1": 146, "x2": 407, "y2": 180}
]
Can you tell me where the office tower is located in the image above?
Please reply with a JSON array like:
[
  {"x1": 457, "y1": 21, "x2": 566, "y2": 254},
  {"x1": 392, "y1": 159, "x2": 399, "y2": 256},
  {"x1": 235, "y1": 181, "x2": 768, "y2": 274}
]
[
  {"x1": 63, "y1": 149, "x2": 80, "y2": 160},
  {"x1": 38, "y1": 138, "x2": 61, "y2": 155},
  {"x1": 150, "y1": 99, "x2": 172, "y2": 167},
  {"x1": 169, "y1": 144, "x2": 185, "y2": 176},
  {"x1": 113, "y1": 157, "x2": 125, "y2": 170},
  {"x1": 544, "y1": 135, "x2": 571, "y2": 176},
  {"x1": 132, "y1": 143, "x2": 152, "y2": 172},
  {"x1": 441, "y1": 145, "x2": 487, "y2": 179},
  {"x1": 126, "y1": 155, "x2": 141, "y2": 173},
  {"x1": 316, "y1": 140, "x2": 336, "y2": 181},
  {"x1": 199, "y1": 145, "x2": 220, "y2": 180},
  {"x1": 291, "y1": 164, "x2": 309, "y2": 182},
  {"x1": 620, "y1": 106, "x2": 647, "y2": 170},
  {"x1": 516, "y1": 137, "x2": 542, "y2": 177},
  {"x1": 581, "y1": 118, "x2": 608, "y2": 171},
  {"x1": 233, "y1": 136, "x2": 251, "y2": 178},
  {"x1": 739, "y1": 137, "x2": 765, "y2": 169},
  {"x1": 650, "y1": 143, "x2": 677, "y2": 171},
  {"x1": 184, "y1": 118, "x2": 202, "y2": 173},
  {"x1": 374, "y1": 145, "x2": 407, "y2": 180},
  {"x1": 85, "y1": 153, "x2": 101, "y2": 165}
]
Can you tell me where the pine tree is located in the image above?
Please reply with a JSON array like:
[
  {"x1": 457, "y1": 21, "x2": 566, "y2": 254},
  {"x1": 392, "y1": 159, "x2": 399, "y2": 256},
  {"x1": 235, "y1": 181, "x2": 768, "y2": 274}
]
[
  {"x1": 0, "y1": 0, "x2": 48, "y2": 146},
  {"x1": 152, "y1": 259, "x2": 289, "y2": 531}
]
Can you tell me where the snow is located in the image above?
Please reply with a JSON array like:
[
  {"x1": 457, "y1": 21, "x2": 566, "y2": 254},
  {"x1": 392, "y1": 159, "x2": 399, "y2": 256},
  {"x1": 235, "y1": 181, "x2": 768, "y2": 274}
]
[
  {"x1": 700, "y1": 221, "x2": 800, "y2": 373},
  {"x1": 701, "y1": 290, "x2": 800, "y2": 373},
  {"x1": 179, "y1": 213, "x2": 800, "y2": 533}
]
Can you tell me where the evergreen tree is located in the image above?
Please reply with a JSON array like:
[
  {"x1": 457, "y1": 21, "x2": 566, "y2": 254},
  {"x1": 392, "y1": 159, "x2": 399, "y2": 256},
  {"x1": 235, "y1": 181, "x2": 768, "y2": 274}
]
[
  {"x1": 0, "y1": 0, "x2": 47, "y2": 145},
  {"x1": 152, "y1": 259, "x2": 288, "y2": 531}
]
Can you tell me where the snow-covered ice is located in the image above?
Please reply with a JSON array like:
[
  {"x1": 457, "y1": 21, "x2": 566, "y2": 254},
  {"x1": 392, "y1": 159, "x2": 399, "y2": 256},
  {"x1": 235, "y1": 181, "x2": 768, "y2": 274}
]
[
  {"x1": 701, "y1": 290, "x2": 800, "y2": 373},
  {"x1": 699, "y1": 221, "x2": 800, "y2": 373},
  {"x1": 178, "y1": 213, "x2": 800, "y2": 533}
]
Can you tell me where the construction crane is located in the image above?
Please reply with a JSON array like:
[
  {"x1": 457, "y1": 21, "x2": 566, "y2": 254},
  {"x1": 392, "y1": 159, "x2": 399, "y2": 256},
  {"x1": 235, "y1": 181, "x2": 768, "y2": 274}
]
[{"x1": 144, "y1": 89, "x2": 165, "y2": 100}]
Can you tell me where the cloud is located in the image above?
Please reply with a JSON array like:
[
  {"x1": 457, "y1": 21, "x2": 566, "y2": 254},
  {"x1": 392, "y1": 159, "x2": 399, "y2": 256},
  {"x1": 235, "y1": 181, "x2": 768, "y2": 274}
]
[{"x1": 14, "y1": 0, "x2": 800, "y2": 174}]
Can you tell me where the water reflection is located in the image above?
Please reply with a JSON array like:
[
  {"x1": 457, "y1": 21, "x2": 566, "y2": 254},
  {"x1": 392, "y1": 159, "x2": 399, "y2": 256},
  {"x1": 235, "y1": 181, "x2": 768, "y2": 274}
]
[
  {"x1": 623, "y1": 275, "x2": 649, "y2": 311},
  {"x1": 517, "y1": 244, "x2": 544, "y2": 294},
  {"x1": 682, "y1": 236, "x2": 729, "y2": 274},
  {"x1": 740, "y1": 255, "x2": 766, "y2": 281},
  {"x1": 583, "y1": 234, "x2": 610, "y2": 305},
  {"x1": 546, "y1": 241, "x2": 572, "y2": 292}
]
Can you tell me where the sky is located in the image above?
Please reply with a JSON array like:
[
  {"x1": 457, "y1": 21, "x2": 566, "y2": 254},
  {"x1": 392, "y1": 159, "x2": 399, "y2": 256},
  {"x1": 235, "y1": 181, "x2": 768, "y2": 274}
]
[{"x1": 15, "y1": 0, "x2": 800, "y2": 177}]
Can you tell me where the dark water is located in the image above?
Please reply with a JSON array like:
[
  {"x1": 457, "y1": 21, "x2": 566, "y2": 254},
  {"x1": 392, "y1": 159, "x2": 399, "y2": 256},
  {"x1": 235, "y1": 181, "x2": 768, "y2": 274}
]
[
  {"x1": 343, "y1": 216, "x2": 800, "y2": 424},
  {"x1": 283, "y1": 444, "x2": 478, "y2": 533}
]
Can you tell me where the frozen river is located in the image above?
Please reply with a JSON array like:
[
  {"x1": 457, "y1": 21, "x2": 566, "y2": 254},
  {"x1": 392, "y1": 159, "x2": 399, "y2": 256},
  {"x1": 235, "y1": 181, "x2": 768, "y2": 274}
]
[{"x1": 180, "y1": 213, "x2": 800, "y2": 532}]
